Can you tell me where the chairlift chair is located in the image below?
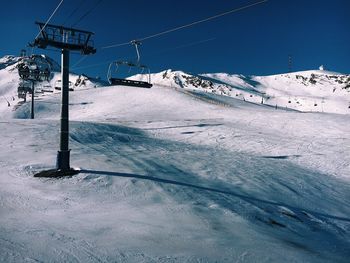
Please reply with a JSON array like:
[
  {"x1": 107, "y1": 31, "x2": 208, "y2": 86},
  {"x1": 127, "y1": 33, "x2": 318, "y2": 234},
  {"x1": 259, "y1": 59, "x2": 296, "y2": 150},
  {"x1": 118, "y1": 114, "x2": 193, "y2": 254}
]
[
  {"x1": 17, "y1": 80, "x2": 32, "y2": 100},
  {"x1": 42, "y1": 84, "x2": 53, "y2": 93},
  {"x1": 107, "y1": 40, "x2": 152, "y2": 88},
  {"x1": 54, "y1": 79, "x2": 74, "y2": 91},
  {"x1": 17, "y1": 55, "x2": 51, "y2": 82}
]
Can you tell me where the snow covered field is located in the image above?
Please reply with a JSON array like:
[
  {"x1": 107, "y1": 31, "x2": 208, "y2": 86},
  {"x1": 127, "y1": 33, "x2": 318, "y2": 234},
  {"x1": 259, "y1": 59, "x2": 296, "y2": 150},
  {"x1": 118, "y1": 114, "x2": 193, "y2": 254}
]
[{"x1": 1, "y1": 56, "x2": 350, "y2": 262}]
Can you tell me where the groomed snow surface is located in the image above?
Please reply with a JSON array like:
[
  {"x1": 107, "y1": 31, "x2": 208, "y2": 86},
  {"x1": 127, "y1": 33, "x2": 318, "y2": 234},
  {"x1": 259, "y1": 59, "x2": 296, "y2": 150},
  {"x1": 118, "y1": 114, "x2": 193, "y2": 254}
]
[{"x1": 1, "y1": 58, "x2": 350, "y2": 262}]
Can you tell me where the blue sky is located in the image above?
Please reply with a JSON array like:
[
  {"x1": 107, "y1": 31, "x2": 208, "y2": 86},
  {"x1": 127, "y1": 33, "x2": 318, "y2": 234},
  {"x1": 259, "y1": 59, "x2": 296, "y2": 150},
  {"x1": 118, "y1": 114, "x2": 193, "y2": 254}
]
[{"x1": 0, "y1": 0, "x2": 349, "y2": 79}]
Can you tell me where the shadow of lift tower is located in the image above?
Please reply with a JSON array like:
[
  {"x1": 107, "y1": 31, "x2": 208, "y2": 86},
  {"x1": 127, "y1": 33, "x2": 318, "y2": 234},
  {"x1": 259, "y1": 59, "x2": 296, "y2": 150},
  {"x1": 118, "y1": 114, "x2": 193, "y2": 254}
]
[{"x1": 31, "y1": 21, "x2": 96, "y2": 177}]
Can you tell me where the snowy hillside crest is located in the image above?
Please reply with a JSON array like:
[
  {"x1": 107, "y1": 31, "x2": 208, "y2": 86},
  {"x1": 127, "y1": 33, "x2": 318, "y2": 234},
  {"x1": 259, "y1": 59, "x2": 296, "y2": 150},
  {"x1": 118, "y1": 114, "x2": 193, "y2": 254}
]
[
  {"x1": 131, "y1": 68, "x2": 350, "y2": 114},
  {"x1": 1, "y1": 54, "x2": 350, "y2": 115}
]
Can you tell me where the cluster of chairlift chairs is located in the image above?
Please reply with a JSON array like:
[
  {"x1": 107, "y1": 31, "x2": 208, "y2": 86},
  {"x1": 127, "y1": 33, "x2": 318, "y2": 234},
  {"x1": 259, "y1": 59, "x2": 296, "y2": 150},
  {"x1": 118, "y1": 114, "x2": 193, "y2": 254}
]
[{"x1": 17, "y1": 55, "x2": 52, "y2": 101}]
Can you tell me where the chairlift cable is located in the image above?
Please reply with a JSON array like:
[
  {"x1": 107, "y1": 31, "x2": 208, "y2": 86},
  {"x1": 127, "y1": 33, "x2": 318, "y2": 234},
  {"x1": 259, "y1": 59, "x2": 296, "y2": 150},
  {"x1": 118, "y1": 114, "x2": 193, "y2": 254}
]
[
  {"x1": 70, "y1": 0, "x2": 267, "y2": 74},
  {"x1": 72, "y1": 56, "x2": 88, "y2": 69},
  {"x1": 62, "y1": 0, "x2": 85, "y2": 26},
  {"x1": 72, "y1": 60, "x2": 113, "y2": 70},
  {"x1": 139, "y1": 0, "x2": 267, "y2": 42},
  {"x1": 73, "y1": 38, "x2": 216, "y2": 70},
  {"x1": 153, "y1": 37, "x2": 216, "y2": 55},
  {"x1": 101, "y1": 0, "x2": 268, "y2": 50},
  {"x1": 71, "y1": 0, "x2": 104, "y2": 27},
  {"x1": 35, "y1": 0, "x2": 65, "y2": 40}
]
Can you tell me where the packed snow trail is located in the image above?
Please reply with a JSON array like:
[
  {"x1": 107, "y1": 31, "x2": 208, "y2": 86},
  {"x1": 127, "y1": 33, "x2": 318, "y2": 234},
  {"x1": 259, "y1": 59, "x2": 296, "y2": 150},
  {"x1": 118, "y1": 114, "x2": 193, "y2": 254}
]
[
  {"x1": 13, "y1": 85, "x2": 348, "y2": 179},
  {"x1": 0, "y1": 82, "x2": 350, "y2": 262},
  {"x1": 0, "y1": 119, "x2": 349, "y2": 262}
]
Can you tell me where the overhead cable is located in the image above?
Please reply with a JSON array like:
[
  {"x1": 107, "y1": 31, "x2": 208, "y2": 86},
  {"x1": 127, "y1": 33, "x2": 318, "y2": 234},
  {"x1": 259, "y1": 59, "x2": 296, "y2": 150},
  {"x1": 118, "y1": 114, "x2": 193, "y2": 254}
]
[
  {"x1": 101, "y1": 0, "x2": 268, "y2": 49},
  {"x1": 62, "y1": 0, "x2": 85, "y2": 26},
  {"x1": 35, "y1": 0, "x2": 65, "y2": 40},
  {"x1": 71, "y1": 0, "x2": 103, "y2": 27}
]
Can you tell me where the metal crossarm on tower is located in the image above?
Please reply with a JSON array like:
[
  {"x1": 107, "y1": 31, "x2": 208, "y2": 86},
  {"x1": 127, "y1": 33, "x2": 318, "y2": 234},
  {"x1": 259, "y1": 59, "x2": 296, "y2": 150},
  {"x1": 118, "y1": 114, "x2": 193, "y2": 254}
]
[{"x1": 32, "y1": 22, "x2": 96, "y2": 55}]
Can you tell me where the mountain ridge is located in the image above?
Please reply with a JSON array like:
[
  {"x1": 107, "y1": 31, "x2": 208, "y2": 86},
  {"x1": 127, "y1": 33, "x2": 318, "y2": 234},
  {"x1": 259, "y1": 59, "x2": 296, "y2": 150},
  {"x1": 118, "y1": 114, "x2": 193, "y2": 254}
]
[
  {"x1": 1, "y1": 55, "x2": 350, "y2": 115},
  {"x1": 131, "y1": 68, "x2": 350, "y2": 114}
]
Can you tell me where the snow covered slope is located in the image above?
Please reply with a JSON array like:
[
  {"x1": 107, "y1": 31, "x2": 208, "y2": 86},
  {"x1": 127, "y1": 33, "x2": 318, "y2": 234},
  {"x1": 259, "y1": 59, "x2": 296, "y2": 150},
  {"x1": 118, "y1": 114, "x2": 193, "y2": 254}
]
[
  {"x1": 2, "y1": 54, "x2": 349, "y2": 116},
  {"x1": 208, "y1": 70, "x2": 350, "y2": 114},
  {"x1": 131, "y1": 69, "x2": 350, "y2": 114},
  {"x1": 1, "y1": 55, "x2": 350, "y2": 262}
]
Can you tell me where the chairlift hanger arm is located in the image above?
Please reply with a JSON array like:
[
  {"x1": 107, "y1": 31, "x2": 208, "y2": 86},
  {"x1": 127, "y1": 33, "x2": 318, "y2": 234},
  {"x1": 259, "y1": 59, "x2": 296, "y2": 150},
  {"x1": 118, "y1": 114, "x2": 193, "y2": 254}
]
[{"x1": 132, "y1": 40, "x2": 141, "y2": 64}]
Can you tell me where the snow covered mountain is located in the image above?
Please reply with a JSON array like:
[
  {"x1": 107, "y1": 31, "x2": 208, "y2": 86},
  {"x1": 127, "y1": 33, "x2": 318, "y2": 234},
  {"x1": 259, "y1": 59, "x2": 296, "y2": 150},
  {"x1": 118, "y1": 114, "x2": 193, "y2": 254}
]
[
  {"x1": 1, "y1": 54, "x2": 349, "y2": 116},
  {"x1": 0, "y1": 55, "x2": 21, "y2": 70},
  {"x1": 132, "y1": 69, "x2": 350, "y2": 114},
  {"x1": 1, "y1": 54, "x2": 350, "y2": 262}
]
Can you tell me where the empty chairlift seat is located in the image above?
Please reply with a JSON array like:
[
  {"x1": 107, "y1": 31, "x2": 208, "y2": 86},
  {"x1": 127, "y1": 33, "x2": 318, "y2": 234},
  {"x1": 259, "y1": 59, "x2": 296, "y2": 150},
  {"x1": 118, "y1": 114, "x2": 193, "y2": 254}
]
[{"x1": 107, "y1": 40, "x2": 152, "y2": 89}]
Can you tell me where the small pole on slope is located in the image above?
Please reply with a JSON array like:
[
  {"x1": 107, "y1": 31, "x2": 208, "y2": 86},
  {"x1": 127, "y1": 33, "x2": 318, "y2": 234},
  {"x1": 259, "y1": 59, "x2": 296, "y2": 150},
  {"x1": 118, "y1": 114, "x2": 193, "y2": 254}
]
[
  {"x1": 31, "y1": 81, "x2": 35, "y2": 119},
  {"x1": 288, "y1": 55, "x2": 292, "y2": 73}
]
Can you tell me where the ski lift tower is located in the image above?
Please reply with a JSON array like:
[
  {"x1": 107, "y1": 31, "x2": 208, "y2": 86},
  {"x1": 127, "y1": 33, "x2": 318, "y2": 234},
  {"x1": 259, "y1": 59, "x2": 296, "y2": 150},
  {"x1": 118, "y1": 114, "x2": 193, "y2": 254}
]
[{"x1": 31, "y1": 22, "x2": 96, "y2": 176}]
